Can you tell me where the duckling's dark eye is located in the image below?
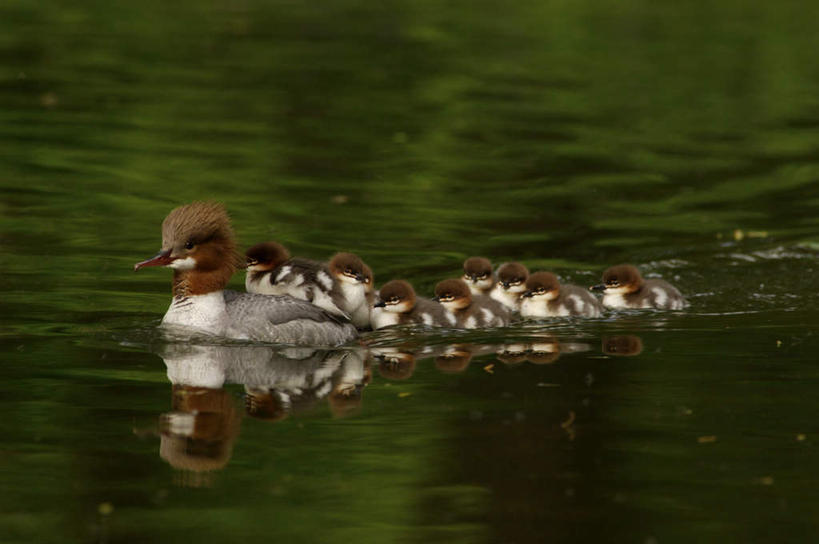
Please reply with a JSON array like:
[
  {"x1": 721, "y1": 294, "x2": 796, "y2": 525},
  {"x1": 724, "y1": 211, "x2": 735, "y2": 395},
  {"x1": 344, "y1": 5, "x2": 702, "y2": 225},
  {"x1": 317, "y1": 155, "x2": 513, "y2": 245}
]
[
  {"x1": 478, "y1": 273, "x2": 489, "y2": 279},
  {"x1": 389, "y1": 297, "x2": 399, "y2": 304},
  {"x1": 345, "y1": 267, "x2": 353, "y2": 274},
  {"x1": 184, "y1": 240, "x2": 194, "y2": 250}
]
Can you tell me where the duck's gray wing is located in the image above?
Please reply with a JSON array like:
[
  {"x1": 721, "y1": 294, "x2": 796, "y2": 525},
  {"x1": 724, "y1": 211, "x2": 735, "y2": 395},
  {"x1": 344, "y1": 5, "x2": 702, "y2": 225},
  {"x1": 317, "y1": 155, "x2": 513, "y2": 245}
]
[{"x1": 223, "y1": 290, "x2": 357, "y2": 345}]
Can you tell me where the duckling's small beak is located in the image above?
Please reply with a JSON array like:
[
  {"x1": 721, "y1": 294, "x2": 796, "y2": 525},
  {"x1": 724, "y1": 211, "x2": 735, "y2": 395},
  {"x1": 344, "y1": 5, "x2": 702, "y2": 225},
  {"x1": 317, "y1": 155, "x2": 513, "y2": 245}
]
[
  {"x1": 373, "y1": 300, "x2": 386, "y2": 308},
  {"x1": 522, "y1": 290, "x2": 534, "y2": 298},
  {"x1": 500, "y1": 281, "x2": 510, "y2": 289},
  {"x1": 590, "y1": 284, "x2": 606, "y2": 292},
  {"x1": 356, "y1": 273, "x2": 369, "y2": 283},
  {"x1": 134, "y1": 248, "x2": 173, "y2": 271}
]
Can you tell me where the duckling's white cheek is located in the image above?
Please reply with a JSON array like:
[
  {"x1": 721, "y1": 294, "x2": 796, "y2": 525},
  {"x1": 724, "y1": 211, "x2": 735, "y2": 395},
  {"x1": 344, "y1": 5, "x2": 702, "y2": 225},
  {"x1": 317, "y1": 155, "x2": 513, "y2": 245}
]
[
  {"x1": 169, "y1": 257, "x2": 196, "y2": 270},
  {"x1": 393, "y1": 301, "x2": 412, "y2": 313},
  {"x1": 508, "y1": 284, "x2": 527, "y2": 294},
  {"x1": 475, "y1": 279, "x2": 493, "y2": 289},
  {"x1": 604, "y1": 286, "x2": 631, "y2": 295}
]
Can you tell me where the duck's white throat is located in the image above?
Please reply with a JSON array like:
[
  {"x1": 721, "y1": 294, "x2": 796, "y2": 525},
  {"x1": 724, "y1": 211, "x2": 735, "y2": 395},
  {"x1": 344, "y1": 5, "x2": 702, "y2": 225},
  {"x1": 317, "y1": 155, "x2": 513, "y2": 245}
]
[{"x1": 161, "y1": 291, "x2": 226, "y2": 335}]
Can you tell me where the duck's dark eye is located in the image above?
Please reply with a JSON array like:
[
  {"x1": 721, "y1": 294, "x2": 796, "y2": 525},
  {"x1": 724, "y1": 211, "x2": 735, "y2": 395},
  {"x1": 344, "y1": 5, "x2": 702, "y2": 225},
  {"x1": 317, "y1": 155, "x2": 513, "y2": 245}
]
[
  {"x1": 389, "y1": 297, "x2": 399, "y2": 304},
  {"x1": 345, "y1": 267, "x2": 353, "y2": 274},
  {"x1": 184, "y1": 240, "x2": 194, "y2": 250},
  {"x1": 478, "y1": 273, "x2": 488, "y2": 279}
]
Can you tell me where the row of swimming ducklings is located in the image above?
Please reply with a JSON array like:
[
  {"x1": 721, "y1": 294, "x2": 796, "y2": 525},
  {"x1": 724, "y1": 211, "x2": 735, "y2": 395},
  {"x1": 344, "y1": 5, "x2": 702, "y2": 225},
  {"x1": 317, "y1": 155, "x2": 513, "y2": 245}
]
[{"x1": 244, "y1": 242, "x2": 687, "y2": 331}]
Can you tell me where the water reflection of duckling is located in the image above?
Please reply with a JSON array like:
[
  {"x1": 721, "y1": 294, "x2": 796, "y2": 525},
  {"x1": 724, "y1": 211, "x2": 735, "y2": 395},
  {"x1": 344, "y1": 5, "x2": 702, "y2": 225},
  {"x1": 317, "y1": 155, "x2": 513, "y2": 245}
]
[
  {"x1": 497, "y1": 343, "x2": 529, "y2": 365},
  {"x1": 328, "y1": 350, "x2": 371, "y2": 418},
  {"x1": 371, "y1": 280, "x2": 453, "y2": 329},
  {"x1": 526, "y1": 340, "x2": 561, "y2": 365},
  {"x1": 463, "y1": 256, "x2": 496, "y2": 296},
  {"x1": 371, "y1": 347, "x2": 417, "y2": 380},
  {"x1": 602, "y1": 335, "x2": 644, "y2": 356},
  {"x1": 434, "y1": 278, "x2": 510, "y2": 328},
  {"x1": 590, "y1": 264, "x2": 686, "y2": 310},
  {"x1": 159, "y1": 385, "x2": 241, "y2": 486},
  {"x1": 435, "y1": 345, "x2": 474, "y2": 373},
  {"x1": 521, "y1": 271, "x2": 603, "y2": 318},
  {"x1": 490, "y1": 262, "x2": 529, "y2": 312},
  {"x1": 328, "y1": 252, "x2": 375, "y2": 329},
  {"x1": 244, "y1": 388, "x2": 290, "y2": 423},
  {"x1": 245, "y1": 241, "x2": 348, "y2": 319}
]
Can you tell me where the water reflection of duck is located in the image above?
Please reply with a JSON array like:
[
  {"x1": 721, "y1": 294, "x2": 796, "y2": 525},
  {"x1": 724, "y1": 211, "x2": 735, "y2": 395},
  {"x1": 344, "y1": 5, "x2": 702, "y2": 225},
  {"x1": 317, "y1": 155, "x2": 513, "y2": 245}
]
[
  {"x1": 156, "y1": 343, "x2": 367, "y2": 478},
  {"x1": 159, "y1": 385, "x2": 240, "y2": 486},
  {"x1": 601, "y1": 335, "x2": 643, "y2": 356}
]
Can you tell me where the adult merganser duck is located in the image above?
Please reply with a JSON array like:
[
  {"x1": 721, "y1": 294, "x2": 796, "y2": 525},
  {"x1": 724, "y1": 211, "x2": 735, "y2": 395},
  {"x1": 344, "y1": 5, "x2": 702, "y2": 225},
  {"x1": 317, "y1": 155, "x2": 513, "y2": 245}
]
[
  {"x1": 371, "y1": 279, "x2": 454, "y2": 329},
  {"x1": 590, "y1": 264, "x2": 686, "y2": 310},
  {"x1": 134, "y1": 202, "x2": 357, "y2": 346},
  {"x1": 462, "y1": 256, "x2": 495, "y2": 296},
  {"x1": 328, "y1": 252, "x2": 374, "y2": 329},
  {"x1": 244, "y1": 241, "x2": 348, "y2": 319},
  {"x1": 520, "y1": 271, "x2": 603, "y2": 318},
  {"x1": 433, "y1": 278, "x2": 510, "y2": 328},
  {"x1": 489, "y1": 262, "x2": 529, "y2": 312}
]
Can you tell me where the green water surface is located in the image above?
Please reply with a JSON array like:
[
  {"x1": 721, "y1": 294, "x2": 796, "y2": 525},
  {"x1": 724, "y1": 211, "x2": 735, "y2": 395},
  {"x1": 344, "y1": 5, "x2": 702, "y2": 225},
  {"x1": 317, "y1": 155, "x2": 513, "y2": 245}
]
[{"x1": 2, "y1": 1, "x2": 819, "y2": 543}]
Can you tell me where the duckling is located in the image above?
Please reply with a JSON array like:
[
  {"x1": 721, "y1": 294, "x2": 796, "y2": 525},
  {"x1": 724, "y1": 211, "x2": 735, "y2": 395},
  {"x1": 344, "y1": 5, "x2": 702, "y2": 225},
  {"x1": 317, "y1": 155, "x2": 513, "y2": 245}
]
[
  {"x1": 462, "y1": 256, "x2": 495, "y2": 296},
  {"x1": 371, "y1": 279, "x2": 453, "y2": 329},
  {"x1": 433, "y1": 278, "x2": 510, "y2": 328},
  {"x1": 520, "y1": 271, "x2": 603, "y2": 318},
  {"x1": 245, "y1": 241, "x2": 348, "y2": 319},
  {"x1": 489, "y1": 262, "x2": 529, "y2": 312},
  {"x1": 328, "y1": 252, "x2": 375, "y2": 328},
  {"x1": 590, "y1": 264, "x2": 686, "y2": 310}
]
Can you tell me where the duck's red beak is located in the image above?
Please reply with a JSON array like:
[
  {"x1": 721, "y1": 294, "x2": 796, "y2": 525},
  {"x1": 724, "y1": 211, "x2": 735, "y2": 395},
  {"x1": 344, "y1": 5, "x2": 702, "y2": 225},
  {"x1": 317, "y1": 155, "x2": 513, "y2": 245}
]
[{"x1": 134, "y1": 249, "x2": 173, "y2": 271}]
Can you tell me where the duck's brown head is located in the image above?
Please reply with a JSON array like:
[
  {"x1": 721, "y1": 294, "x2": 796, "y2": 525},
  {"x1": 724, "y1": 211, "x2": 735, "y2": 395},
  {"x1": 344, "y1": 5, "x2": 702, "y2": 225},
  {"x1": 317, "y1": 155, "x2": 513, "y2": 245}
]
[{"x1": 135, "y1": 202, "x2": 242, "y2": 296}]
